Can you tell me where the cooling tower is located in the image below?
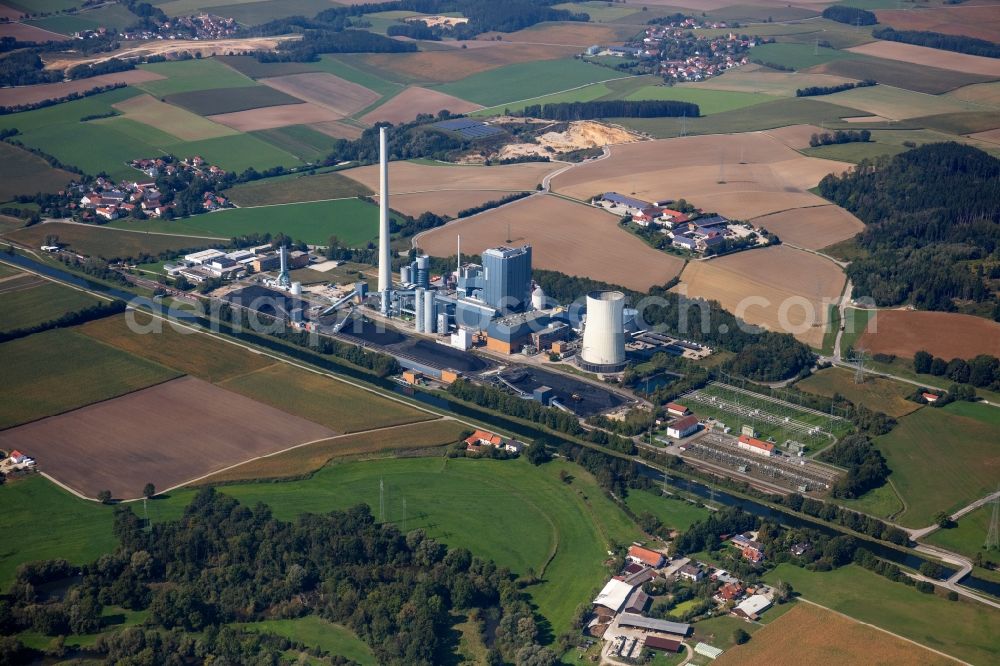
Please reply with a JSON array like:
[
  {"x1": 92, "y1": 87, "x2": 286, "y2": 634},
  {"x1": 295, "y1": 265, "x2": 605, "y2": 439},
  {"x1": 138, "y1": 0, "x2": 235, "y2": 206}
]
[{"x1": 578, "y1": 291, "x2": 626, "y2": 373}]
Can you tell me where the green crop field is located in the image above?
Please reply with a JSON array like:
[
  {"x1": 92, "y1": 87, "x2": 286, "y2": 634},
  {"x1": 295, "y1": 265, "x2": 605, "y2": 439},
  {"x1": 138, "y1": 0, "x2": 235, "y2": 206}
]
[
  {"x1": 0, "y1": 475, "x2": 116, "y2": 591},
  {"x1": 624, "y1": 489, "x2": 711, "y2": 532},
  {"x1": 815, "y1": 57, "x2": 993, "y2": 95},
  {"x1": 616, "y1": 97, "x2": 863, "y2": 138},
  {"x1": 750, "y1": 43, "x2": 859, "y2": 70},
  {"x1": 79, "y1": 313, "x2": 275, "y2": 384},
  {"x1": 216, "y1": 55, "x2": 322, "y2": 80},
  {"x1": 796, "y1": 367, "x2": 921, "y2": 418},
  {"x1": 165, "y1": 85, "x2": 304, "y2": 115},
  {"x1": 874, "y1": 402, "x2": 1000, "y2": 529},
  {"x1": 706, "y1": 5, "x2": 820, "y2": 22},
  {"x1": 16, "y1": 119, "x2": 163, "y2": 181},
  {"x1": 5, "y1": 0, "x2": 78, "y2": 13},
  {"x1": 768, "y1": 18, "x2": 877, "y2": 50},
  {"x1": 217, "y1": 363, "x2": 432, "y2": 434},
  {"x1": 803, "y1": 139, "x2": 909, "y2": 162},
  {"x1": 553, "y1": 1, "x2": 639, "y2": 22},
  {"x1": 433, "y1": 59, "x2": 620, "y2": 107},
  {"x1": 109, "y1": 198, "x2": 387, "y2": 246},
  {"x1": 915, "y1": 111, "x2": 1000, "y2": 136},
  {"x1": 150, "y1": 455, "x2": 643, "y2": 635},
  {"x1": 137, "y1": 58, "x2": 257, "y2": 97},
  {"x1": 204, "y1": 420, "x2": 468, "y2": 483},
  {"x1": 625, "y1": 85, "x2": 778, "y2": 115},
  {"x1": 0, "y1": 280, "x2": 100, "y2": 334},
  {"x1": 474, "y1": 80, "x2": 613, "y2": 116},
  {"x1": 3, "y1": 222, "x2": 216, "y2": 259},
  {"x1": 207, "y1": 0, "x2": 336, "y2": 26},
  {"x1": 223, "y1": 170, "x2": 372, "y2": 206},
  {"x1": 0, "y1": 142, "x2": 75, "y2": 201},
  {"x1": 167, "y1": 133, "x2": 304, "y2": 172},
  {"x1": 313, "y1": 55, "x2": 405, "y2": 97},
  {"x1": 836, "y1": 482, "x2": 905, "y2": 521},
  {"x1": 241, "y1": 617, "x2": 375, "y2": 665},
  {"x1": 764, "y1": 564, "x2": 1000, "y2": 665},
  {"x1": 0, "y1": 328, "x2": 180, "y2": 429},
  {"x1": 924, "y1": 503, "x2": 995, "y2": 561},
  {"x1": 26, "y1": 3, "x2": 138, "y2": 34},
  {"x1": 252, "y1": 124, "x2": 343, "y2": 163}
]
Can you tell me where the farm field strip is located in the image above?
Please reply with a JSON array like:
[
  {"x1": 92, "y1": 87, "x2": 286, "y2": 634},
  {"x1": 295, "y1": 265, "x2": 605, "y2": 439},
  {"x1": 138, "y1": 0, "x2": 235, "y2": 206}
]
[
  {"x1": 260, "y1": 72, "x2": 382, "y2": 117},
  {"x1": 0, "y1": 69, "x2": 165, "y2": 107},
  {"x1": 858, "y1": 309, "x2": 1000, "y2": 360},
  {"x1": 796, "y1": 367, "x2": 922, "y2": 419},
  {"x1": 109, "y1": 93, "x2": 237, "y2": 141},
  {"x1": 0, "y1": 280, "x2": 100, "y2": 334},
  {"x1": 3, "y1": 222, "x2": 219, "y2": 260},
  {"x1": 847, "y1": 40, "x2": 1000, "y2": 78}
]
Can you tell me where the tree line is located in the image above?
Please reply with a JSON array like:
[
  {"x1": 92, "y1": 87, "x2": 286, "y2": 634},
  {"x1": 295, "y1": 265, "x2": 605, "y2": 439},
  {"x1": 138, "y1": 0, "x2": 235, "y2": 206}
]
[
  {"x1": 808, "y1": 129, "x2": 871, "y2": 147},
  {"x1": 256, "y1": 28, "x2": 417, "y2": 62},
  {"x1": 0, "y1": 300, "x2": 125, "y2": 344},
  {"x1": 822, "y1": 6, "x2": 877, "y2": 25},
  {"x1": 796, "y1": 79, "x2": 875, "y2": 97},
  {"x1": 819, "y1": 434, "x2": 890, "y2": 499},
  {"x1": 513, "y1": 100, "x2": 701, "y2": 121},
  {"x1": 873, "y1": 26, "x2": 1000, "y2": 58},
  {"x1": 0, "y1": 489, "x2": 557, "y2": 665},
  {"x1": 818, "y1": 143, "x2": 1000, "y2": 315},
  {"x1": 914, "y1": 350, "x2": 1000, "y2": 391}
]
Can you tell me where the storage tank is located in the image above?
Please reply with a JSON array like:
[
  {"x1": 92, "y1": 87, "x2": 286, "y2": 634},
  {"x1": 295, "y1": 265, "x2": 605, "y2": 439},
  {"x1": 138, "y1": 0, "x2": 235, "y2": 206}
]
[
  {"x1": 531, "y1": 285, "x2": 547, "y2": 310},
  {"x1": 415, "y1": 255, "x2": 430, "y2": 289},
  {"x1": 414, "y1": 287, "x2": 425, "y2": 333},
  {"x1": 423, "y1": 290, "x2": 435, "y2": 333},
  {"x1": 400, "y1": 265, "x2": 412, "y2": 285},
  {"x1": 578, "y1": 290, "x2": 626, "y2": 373},
  {"x1": 290, "y1": 281, "x2": 302, "y2": 296}
]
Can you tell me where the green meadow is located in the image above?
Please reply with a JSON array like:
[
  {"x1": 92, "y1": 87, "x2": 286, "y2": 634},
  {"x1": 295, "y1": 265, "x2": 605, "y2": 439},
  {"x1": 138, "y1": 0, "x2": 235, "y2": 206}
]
[{"x1": 434, "y1": 59, "x2": 620, "y2": 107}]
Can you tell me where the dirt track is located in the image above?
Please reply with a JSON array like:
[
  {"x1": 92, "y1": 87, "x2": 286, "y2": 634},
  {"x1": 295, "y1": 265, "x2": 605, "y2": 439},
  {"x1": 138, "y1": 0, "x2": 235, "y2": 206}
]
[{"x1": 0, "y1": 376, "x2": 335, "y2": 499}]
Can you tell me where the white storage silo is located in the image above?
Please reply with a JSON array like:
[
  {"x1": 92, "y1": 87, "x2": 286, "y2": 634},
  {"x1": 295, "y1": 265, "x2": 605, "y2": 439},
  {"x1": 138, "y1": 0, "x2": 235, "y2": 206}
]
[
  {"x1": 578, "y1": 290, "x2": 626, "y2": 373},
  {"x1": 423, "y1": 290, "x2": 435, "y2": 333},
  {"x1": 531, "y1": 285, "x2": 547, "y2": 310},
  {"x1": 414, "y1": 287, "x2": 425, "y2": 333}
]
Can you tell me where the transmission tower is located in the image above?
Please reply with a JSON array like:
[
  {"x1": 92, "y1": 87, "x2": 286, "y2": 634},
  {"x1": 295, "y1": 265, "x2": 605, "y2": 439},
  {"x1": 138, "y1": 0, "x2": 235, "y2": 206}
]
[
  {"x1": 850, "y1": 348, "x2": 868, "y2": 384},
  {"x1": 986, "y1": 490, "x2": 1000, "y2": 551}
]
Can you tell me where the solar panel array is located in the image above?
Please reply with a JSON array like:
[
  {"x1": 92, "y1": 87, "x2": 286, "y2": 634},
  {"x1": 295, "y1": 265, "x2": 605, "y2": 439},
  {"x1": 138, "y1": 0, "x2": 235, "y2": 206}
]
[{"x1": 433, "y1": 118, "x2": 505, "y2": 139}]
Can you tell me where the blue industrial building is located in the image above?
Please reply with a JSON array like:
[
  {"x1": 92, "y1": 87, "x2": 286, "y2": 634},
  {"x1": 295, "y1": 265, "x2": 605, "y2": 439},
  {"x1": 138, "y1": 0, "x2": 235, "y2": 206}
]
[{"x1": 482, "y1": 245, "x2": 532, "y2": 314}]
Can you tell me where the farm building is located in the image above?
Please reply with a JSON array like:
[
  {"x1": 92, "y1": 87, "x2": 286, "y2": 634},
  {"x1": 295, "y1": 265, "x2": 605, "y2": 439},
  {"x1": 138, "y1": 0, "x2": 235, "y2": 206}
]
[
  {"x1": 715, "y1": 582, "x2": 743, "y2": 602},
  {"x1": 594, "y1": 579, "x2": 635, "y2": 614},
  {"x1": 624, "y1": 587, "x2": 650, "y2": 614},
  {"x1": 666, "y1": 402, "x2": 689, "y2": 417},
  {"x1": 645, "y1": 636, "x2": 681, "y2": 653},
  {"x1": 922, "y1": 392, "x2": 940, "y2": 403},
  {"x1": 737, "y1": 434, "x2": 774, "y2": 457},
  {"x1": 667, "y1": 414, "x2": 699, "y2": 439},
  {"x1": 678, "y1": 564, "x2": 703, "y2": 582},
  {"x1": 465, "y1": 429, "x2": 505, "y2": 453},
  {"x1": 597, "y1": 192, "x2": 652, "y2": 214},
  {"x1": 627, "y1": 545, "x2": 666, "y2": 568},
  {"x1": 695, "y1": 642, "x2": 724, "y2": 659},
  {"x1": 734, "y1": 594, "x2": 772, "y2": 620},
  {"x1": 617, "y1": 614, "x2": 691, "y2": 637}
]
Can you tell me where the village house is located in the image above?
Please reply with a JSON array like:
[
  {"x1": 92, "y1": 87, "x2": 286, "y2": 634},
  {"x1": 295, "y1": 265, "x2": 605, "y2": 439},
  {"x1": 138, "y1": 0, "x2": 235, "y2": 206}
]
[
  {"x1": 627, "y1": 545, "x2": 666, "y2": 568},
  {"x1": 678, "y1": 564, "x2": 704, "y2": 582}
]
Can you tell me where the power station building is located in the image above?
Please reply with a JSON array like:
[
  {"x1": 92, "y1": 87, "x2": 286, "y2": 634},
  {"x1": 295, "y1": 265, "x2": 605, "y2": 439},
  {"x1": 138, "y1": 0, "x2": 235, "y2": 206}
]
[
  {"x1": 578, "y1": 291, "x2": 627, "y2": 373},
  {"x1": 482, "y1": 245, "x2": 532, "y2": 314}
]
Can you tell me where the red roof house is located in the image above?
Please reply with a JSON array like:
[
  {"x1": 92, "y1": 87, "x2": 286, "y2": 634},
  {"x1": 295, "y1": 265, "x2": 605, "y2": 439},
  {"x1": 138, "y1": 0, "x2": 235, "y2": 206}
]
[{"x1": 627, "y1": 545, "x2": 666, "y2": 568}]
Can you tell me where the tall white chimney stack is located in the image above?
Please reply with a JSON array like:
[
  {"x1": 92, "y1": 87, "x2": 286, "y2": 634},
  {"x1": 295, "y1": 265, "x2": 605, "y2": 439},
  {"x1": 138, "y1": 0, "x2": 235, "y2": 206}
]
[{"x1": 378, "y1": 126, "x2": 391, "y2": 307}]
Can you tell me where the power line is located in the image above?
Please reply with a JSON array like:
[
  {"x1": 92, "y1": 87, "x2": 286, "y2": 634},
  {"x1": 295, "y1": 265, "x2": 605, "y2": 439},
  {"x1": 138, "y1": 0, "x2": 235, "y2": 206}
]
[{"x1": 986, "y1": 489, "x2": 1000, "y2": 551}]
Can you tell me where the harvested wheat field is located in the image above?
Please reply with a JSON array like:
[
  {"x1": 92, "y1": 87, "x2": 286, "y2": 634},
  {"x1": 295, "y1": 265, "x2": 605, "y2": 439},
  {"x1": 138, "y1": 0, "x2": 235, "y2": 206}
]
[
  {"x1": 823, "y1": 85, "x2": 980, "y2": 121},
  {"x1": 361, "y1": 87, "x2": 482, "y2": 124},
  {"x1": 0, "y1": 5, "x2": 23, "y2": 20},
  {"x1": 392, "y1": 189, "x2": 524, "y2": 218},
  {"x1": 358, "y1": 43, "x2": 579, "y2": 83},
  {"x1": 480, "y1": 22, "x2": 637, "y2": 47},
  {"x1": 969, "y1": 128, "x2": 1000, "y2": 145},
  {"x1": 948, "y1": 81, "x2": 1000, "y2": 107},
  {"x1": 310, "y1": 120, "x2": 364, "y2": 139},
  {"x1": 551, "y1": 133, "x2": 852, "y2": 219},
  {"x1": 0, "y1": 69, "x2": 164, "y2": 107},
  {"x1": 858, "y1": 310, "x2": 1000, "y2": 360},
  {"x1": 0, "y1": 376, "x2": 335, "y2": 500},
  {"x1": 876, "y1": 5, "x2": 1000, "y2": 44},
  {"x1": 342, "y1": 159, "x2": 558, "y2": 194},
  {"x1": 109, "y1": 93, "x2": 236, "y2": 141},
  {"x1": 418, "y1": 194, "x2": 684, "y2": 291},
  {"x1": 260, "y1": 72, "x2": 380, "y2": 116},
  {"x1": 751, "y1": 205, "x2": 863, "y2": 249},
  {"x1": 714, "y1": 602, "x2": 957, "y2": 666},
  {"x1": 208, "y1": 102, "x2": 343, "y2": 131},
  {"x1": 674, "y1": 245, "x2": 845, "y2": 346},
  {"x1": 763, "y1": 124, "x2": 827, "y2": 150},
  {"x1": 847, "y1": 41, "x2": 1000, "y2": 78}
]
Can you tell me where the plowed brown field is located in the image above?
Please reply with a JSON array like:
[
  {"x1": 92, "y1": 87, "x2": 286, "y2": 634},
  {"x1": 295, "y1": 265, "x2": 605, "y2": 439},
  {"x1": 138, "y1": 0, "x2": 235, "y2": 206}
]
[
  {"x1": 389, "y1": 189, "x2": 524, "y2": 218},
  {"x1": 858, "y1": 309, "x2": 1000, "y2": 360},
  {"x1": 673, "y1": 245, "x2": 845, "y2": 346},
  {"x1": 714, "y1": 602, "x2": 957, "y2": 666},
  {"x1": 0, "y1": 376, "x2": 335, "y2": 499},
  {"x1": 417, "y1": 194, "x2": 684, "y2": 291},
  {"x1": 750, "y1": 205, "x2": 863, "y2": 250},
  {"x1": 847, "y1": 41, "x2": 1000, "y2": 78},
  {"x1": 357, "y1": 43, "x2": 579, "y2": 83},
  {"x1": 876, "y1": 5, "x2": 1000, "y2": 43},
  {"x1": 0, "y1": 69, "x2": 165, "y2": 107},
  {"x1": 361, "y1": 87, "x2": 482, "y2": 124},
  {"x1": 260, "y1": 72, "x2": 380, "y2": 116}
]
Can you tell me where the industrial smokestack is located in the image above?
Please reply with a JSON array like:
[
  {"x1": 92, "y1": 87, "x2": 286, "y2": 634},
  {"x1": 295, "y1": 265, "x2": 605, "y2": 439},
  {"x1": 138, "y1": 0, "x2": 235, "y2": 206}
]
[{"x1": 378, "y1": 127, "x2": 391, "y2": 302}]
